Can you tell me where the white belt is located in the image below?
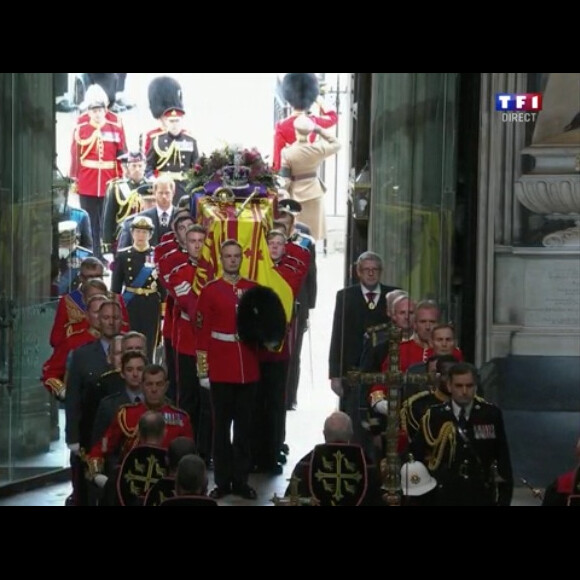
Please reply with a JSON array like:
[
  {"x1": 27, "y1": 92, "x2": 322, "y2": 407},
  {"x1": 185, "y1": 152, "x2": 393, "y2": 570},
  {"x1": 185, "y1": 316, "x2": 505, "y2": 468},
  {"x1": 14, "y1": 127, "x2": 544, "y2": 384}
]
[
  {"x1": 211, "y1": 331, "x2": 239, "y2": 343},
  {"x1": 180, "y1": 312, "x2": 191, "y2": 322}
]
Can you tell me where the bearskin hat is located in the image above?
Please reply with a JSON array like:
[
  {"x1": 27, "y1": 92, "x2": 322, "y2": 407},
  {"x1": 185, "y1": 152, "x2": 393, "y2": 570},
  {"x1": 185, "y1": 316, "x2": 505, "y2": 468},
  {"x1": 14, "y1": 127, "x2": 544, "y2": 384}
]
[
  {"x1": 237, "y1": 286, "x2": 287, "y2": 350},
  {"x1": 148, "y1": 76, "x2": 184, "y2": 120},
  {"x1": 282, "y1": 73, "x2": 320, "y2": 111}
]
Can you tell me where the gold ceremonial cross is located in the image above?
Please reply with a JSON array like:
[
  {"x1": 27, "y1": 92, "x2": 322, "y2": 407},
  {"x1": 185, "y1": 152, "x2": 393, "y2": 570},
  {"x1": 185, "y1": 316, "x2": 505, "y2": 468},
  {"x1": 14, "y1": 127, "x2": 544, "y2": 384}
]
[
  {"x1": 124, "y1": 455, "x2": 165, "y2": 496},
  {"x1": 346, "y1": 326, "x2": 432, "y2": 506},
  {"x1": 314, "y1": 450, "x2": 363, "y2": 503}
]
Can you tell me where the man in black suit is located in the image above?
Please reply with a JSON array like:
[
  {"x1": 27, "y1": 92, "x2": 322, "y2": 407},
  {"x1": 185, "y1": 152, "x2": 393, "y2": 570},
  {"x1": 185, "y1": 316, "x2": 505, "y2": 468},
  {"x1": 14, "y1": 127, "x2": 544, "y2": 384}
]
[
  {"x1": 91, "y1": 351, "x2": 147, "y2": 475},
  {"x1": 328, "y1": 251, "x2": 399, "y2": 459},
  {"x1": 117, "y1": 174, "x2": 177, "y2": 249},
  {"x1": 65, "y1": 298, "x2": 123, "y2": 505}
]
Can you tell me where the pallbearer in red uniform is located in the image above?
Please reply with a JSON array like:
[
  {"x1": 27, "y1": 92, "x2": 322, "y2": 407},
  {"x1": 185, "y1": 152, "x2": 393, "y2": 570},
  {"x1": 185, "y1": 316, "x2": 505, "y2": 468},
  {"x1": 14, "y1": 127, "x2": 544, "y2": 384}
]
[
  {"x1": 272, "y1": 73, "x2": 338, "y2": 172},
  {"x1": 196, "y1": 240, "x2": 261, "y2": 501},
  {"x1": 251, "y1": 230, "x2": 310, "y2": 475},
  {"x1": 87, "y1": 364, "x2": 193, "y2": 480},
  {"x1": 69, "y1": 84, "x2": 127, "y2": 261},
  {"x1": 156, "y1": 212, "x2": 194, "y2": 400},
  {"x1": 167, "y1": 224, "x2": 213, "y2": 465}
]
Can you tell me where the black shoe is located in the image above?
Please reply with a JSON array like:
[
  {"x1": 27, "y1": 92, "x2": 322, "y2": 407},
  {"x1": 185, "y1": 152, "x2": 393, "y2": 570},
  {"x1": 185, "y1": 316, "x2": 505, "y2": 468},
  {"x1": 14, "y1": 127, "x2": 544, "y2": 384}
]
[
  {"x1": 281, "y1": 443, "x2": 290, "y2": 456},
  {"x1": 232, "y1": 484, "x2": 257, "y2": 500},
  {"x1": 209, "y1": 485, "x2": 231, "y2": 500},
  {"x1": 278, "y1": 453, "x2": 288, "y2": 466}
]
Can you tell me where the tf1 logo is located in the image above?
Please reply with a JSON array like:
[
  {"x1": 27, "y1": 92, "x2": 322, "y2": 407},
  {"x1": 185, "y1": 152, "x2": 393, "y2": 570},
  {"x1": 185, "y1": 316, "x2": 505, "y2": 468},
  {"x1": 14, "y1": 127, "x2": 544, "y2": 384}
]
[{"x1": 496, "y1": 93, "x2": 542, "y2": 122}]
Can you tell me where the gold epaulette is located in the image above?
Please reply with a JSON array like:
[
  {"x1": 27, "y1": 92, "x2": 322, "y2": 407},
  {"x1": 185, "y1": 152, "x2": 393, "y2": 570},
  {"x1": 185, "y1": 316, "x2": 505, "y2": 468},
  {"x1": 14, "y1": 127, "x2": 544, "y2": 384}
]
[
  {"x1": 99, "y1": 369, "x2": 120, "y2": 380},
  {"x1": 405, "y1": 389, "x2": 431, "y2": 408}
]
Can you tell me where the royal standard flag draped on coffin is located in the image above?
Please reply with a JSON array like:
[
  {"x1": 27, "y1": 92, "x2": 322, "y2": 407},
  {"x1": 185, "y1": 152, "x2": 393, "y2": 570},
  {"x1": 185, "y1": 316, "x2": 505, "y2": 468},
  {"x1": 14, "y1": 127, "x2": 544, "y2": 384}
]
[{"x1": 192, "y1": 194, "x2": 294, "y2": 323}]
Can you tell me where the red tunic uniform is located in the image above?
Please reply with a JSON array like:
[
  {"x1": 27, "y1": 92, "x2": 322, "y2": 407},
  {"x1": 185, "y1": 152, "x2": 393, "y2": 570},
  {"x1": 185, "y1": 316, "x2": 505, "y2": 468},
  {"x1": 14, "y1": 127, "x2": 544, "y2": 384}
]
[
  {"x1": 88, "y1": 402, "x2": 193, "y2": 469},
  {"x1": 49, "y1": 290, "x2": 130, "y2": 350},
  {"x1": 157, "y1": 246, "x2": 189, "y2": 343},
  {"x1": 368, "y1": 340, "x2": 427, "y2": 408},
  {"x1": 272, "y1": 107, "x2": 338, "y2": 172},
  {"x1": 196, "y1": 277, "x2": 260, "y2": 384},
  {"x1": 141, "y1": 125, "x2": 165, "y2": 156},
  {"x1": 167, "y1": 260, "x2": 199, "y2": 357},
  {"x1": 70, "y1": 117, "x2": 127, "y2": 198},
  {"x1": 42, "y1": 327, "x2": 100, "y2": 398}
]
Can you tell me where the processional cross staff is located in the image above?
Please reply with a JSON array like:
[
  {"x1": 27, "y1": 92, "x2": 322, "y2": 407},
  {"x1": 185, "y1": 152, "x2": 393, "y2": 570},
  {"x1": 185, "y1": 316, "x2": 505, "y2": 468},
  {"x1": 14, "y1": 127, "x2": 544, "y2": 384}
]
[{"x1": 345, "y1": 324, "x2": 432, "y2": 506}]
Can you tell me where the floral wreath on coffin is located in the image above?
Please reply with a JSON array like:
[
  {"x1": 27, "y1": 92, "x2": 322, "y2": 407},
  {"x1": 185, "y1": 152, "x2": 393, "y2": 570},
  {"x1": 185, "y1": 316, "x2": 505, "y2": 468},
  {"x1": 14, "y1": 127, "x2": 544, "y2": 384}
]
[{"x1": 185, "y1": 145, "x2": 278, "y2": 199}]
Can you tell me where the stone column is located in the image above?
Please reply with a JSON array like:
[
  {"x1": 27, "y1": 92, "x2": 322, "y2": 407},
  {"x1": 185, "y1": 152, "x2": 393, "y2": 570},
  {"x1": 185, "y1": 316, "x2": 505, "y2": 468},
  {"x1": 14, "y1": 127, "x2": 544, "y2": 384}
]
[
  {"x1": 0, "y1": 73, "x2": 56, "y2": 466},
  {"x1": 475, "y1": 72, "x2": 528, "y2": 364}
]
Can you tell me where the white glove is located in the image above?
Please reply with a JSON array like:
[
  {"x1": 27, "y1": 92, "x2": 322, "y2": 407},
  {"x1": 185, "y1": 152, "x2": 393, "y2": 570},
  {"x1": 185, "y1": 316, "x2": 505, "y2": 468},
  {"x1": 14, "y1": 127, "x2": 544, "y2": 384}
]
[
  {"x1": 331, "y1": 378, "x2": 344, "y2": 398},
  {"x1": 67, "y1": 443, "x2": 80, "y2": 456},
  {"x1": 374, "y1": 400, "x2": 389, "y2": 416},
  {"x1": 200, "y1": 378, "x2": 211, "y2": 390},
  {"x1": 94, "y1": 474, "x2": 108, "y2": 489},
  {"x1": 56, "y1": 388, "x2": 66, "y2": 402}
]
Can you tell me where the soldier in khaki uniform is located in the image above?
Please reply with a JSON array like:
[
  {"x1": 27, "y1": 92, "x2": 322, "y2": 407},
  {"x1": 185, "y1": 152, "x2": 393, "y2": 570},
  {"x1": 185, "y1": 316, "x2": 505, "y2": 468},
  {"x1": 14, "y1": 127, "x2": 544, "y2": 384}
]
[{"x1": 280, "y1": 116, "x2": 341, "y2": 241}]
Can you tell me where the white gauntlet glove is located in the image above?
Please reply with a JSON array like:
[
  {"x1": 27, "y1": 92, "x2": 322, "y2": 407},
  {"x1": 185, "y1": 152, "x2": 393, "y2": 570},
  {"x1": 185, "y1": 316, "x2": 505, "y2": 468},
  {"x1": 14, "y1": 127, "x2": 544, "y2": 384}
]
[
  {"x1": 94, "y1": 474, "x2": 108, "y2": 489},
  {"x1": 374, "y1": 400, "x2": 389, "y2": 416},
  {"x1": 200, "y1": 378, "x2": 211, "y2": 390}
]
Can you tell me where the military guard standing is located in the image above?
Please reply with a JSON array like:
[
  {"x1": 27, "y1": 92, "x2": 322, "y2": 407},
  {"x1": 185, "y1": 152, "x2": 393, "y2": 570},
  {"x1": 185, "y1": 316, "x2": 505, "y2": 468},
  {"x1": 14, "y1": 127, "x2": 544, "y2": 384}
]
[
  {"x1": 273, "y1": 73, "x2": 338, "y2": 172},
  {"x1": 69, "y1": 84, "x2": 127, "y2": 260},
  {"x1": 411, "y1": 362, "x2": 514, "y2": 506},
  {"x1": 142, "y1": 76, "x2": 184, "y2": 156},
  {"x1": 111, "y1": 216, "x2": 162, "y2": 362},
  {"x1": 146, "y1": 106, "x2": 199, "y2": 199},
  {"x1": 102, "y1": 151, "x2": 151, "y2": 253}
]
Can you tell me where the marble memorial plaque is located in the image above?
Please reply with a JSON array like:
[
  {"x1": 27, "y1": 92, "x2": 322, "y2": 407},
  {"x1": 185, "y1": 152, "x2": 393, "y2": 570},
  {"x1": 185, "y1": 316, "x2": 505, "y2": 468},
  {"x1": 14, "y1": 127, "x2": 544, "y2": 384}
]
[{"x1": 524, "y1": 260, "x2": 580, "y2": 327}]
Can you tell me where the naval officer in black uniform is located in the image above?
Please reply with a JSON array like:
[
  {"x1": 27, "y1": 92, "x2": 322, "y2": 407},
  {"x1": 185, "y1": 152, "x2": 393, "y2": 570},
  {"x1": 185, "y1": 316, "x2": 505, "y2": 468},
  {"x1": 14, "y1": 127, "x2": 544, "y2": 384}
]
[{"x1": 410, "y1": 362, "x2": 514, "y2": 506}]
